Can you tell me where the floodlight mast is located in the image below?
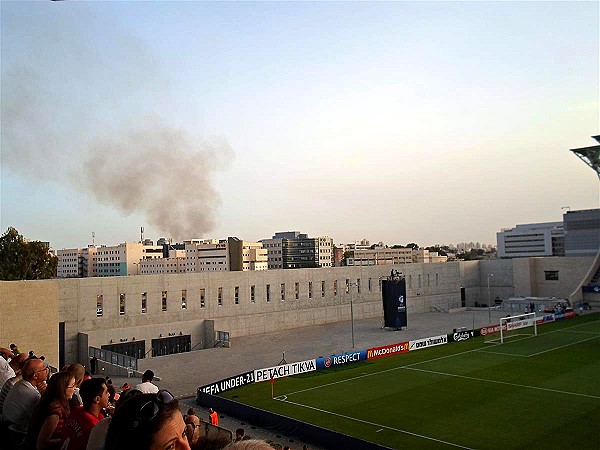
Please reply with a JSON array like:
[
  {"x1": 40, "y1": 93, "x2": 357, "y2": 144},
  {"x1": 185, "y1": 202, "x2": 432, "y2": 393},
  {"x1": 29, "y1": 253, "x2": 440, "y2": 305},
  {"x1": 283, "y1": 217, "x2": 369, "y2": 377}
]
[{"x1": 570, "y1": 135, "x2": 600, "y2": 179}]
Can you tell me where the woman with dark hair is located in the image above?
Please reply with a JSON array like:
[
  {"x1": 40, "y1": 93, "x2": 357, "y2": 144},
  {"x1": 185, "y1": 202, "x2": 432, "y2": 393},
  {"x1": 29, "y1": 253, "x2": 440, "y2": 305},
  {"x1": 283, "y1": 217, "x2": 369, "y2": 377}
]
[
  {"x1": 25, "y1": 371, "x2": 76, "y2": 449},
  {"x1": 105, "y1": 390, "x2": 190, "y2": 450}
]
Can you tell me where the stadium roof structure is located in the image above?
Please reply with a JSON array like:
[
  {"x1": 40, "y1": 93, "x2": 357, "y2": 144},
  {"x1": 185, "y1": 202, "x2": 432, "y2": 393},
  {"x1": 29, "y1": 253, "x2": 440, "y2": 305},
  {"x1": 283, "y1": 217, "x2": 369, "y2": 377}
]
[{"x1": 571, "y1": 135, "x2": 600, "y2": 178}]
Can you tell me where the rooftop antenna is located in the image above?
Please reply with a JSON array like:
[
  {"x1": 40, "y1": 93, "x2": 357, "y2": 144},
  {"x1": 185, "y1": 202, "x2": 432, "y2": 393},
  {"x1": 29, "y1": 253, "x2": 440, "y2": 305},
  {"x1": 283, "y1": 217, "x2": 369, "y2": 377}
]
[
  {"x1": 92, "y1": 232, "x2": 95, "y2": 245},
  {"x1": 140, "y1": 226, "x2": 144, "y2": 243}
]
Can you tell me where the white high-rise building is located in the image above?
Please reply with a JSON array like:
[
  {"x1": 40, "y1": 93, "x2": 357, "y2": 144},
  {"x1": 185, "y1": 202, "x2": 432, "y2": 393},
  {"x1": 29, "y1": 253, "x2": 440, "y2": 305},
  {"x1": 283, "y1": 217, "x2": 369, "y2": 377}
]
[{"x1": 497, "y1": 222, "x2": 564, "y2": 258}]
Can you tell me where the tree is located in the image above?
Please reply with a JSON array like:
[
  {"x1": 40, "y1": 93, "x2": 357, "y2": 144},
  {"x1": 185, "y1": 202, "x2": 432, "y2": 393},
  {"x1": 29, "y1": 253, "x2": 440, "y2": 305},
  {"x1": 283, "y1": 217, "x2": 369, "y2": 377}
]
[
  {"x1": 405, "y1": 242, "x2": 420, "y2": 250},
  {"x1": 0, "y1": 227, "x2": 58, "y2": 280}
]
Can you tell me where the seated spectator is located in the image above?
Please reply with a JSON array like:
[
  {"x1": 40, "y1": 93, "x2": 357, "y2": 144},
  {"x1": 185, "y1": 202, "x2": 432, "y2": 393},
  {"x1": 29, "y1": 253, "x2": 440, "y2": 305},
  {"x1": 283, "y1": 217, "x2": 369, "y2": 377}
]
[
  {"x1": 0, "y1": 349, "x2": 15, "y2": 389},
  {"x1": 65, "y1": 364, "x2": 86, "y2": 409},
  {"x1": 25, "y1": 371, "x2": 76, "y2": 450},
  {"x1": 3, "y1": 358, "x2": 49, "y2": 433},
  {"x1": 62, "y1": 378, "x2": 110, "y2": 450},
  {"x1": 105, "y1": 390, "x2": 190, "y2": 450},
  {"x1": 184, "y1": 413, "x2": 200, "y2": 448},
  {"x1": 85, "y1": 388, "x2": 142, "y2": 450},
  {"x1": 234, "y1": 428, "x2": 245, "y2": 442},
  {"x1": 10, "y1": 343, "x2": 22, "y2": 356},
  {"x1": 0, "y1": 359, "x2": 25, "y2": 420},
  {"x1": 135, "y1": 370, "x2": 159, "y2": 394}
]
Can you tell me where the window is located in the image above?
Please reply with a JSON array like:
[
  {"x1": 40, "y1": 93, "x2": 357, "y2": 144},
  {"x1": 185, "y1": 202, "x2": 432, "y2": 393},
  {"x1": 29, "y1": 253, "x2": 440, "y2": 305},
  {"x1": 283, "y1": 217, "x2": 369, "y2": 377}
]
[
  {"x1": 368, "y1": 278, "x2": 372, "y2": 292},
  {"x1": 235, "y1": 286, "x2": 239, "y2": 304},
  {"x1": 281, "y1": 283, "x2": 285, "y2": 301},
  {"x1": 321, "y1": 281, "x2": 325, "y2": 297},
  {"x1": 295, "y1": 282, "x2": 299, "y2": 299},
  {"x1": 119, "y1": 293, "x2": 126, "y2": 315},
  {"x1": 545, "y1": 271, "x2": 559, "y2": 281},
  {"x1": 162, "y1": 291, "x2": 167, "y2": 311},
  {"x1": 96, "y1": 294, "x2": 103, "y2": 317},
  {"x1": 251, "y1": 285, "x2": 255, "y2": 303},
  {"x1": 345, "y1": 279, "x2": 349, "y2": 294},
  {"x1": 334, "y1": 280, "x2": 338, "y2": 296},
  {"x1": 181, "y1": 290, "x2": 187, "y2": 309},
  {"x1": 200, "y1": 288, "x2": 205, "y2": 308},
  {"x1": 409, "y1": 275, "x2": 412, "y2": 289},
  {"x1": 357, "y1": 279, "x2": 361, "y2": 294},
  {"x1": 218, "y1": 287, "x2": 223, "y2": 306},
  {"x1": 308, "y1": 281, "x2": 313, "y2": 299},
  {"x1": 141, "y1": 292, "x2": 147, "y2": 314},
  {"x1": 266, "y1": 284, "x2": 271, "y2": 302}
]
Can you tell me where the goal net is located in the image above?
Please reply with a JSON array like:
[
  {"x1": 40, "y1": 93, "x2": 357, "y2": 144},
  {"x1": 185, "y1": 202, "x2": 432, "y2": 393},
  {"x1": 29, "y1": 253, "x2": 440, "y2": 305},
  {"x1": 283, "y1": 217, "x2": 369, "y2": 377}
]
[{"x1": 484, "y1": 312, "x2": 537, "y2": 344}]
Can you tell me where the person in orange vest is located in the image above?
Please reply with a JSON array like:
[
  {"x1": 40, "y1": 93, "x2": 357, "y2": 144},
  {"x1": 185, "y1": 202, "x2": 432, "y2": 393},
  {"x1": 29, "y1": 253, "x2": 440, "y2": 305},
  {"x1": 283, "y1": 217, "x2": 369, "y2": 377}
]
[{"x1": 208, "y1": 408, "x2": 218, "y2": 426}]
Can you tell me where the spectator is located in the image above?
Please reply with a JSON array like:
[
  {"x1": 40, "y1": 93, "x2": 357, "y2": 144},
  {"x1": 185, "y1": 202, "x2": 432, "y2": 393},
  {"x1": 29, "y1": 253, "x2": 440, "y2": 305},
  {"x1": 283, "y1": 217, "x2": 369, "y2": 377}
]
[
  {"x1": 25, "y1": 371, "x2": 76, "y2": 450},
  {"x1": 65, "y1": 364, "x2": 86, "y2": 409},
  {"x1": 62, "y1": 378, "x2": 110, "y2": 450},
  {"x1": 3, "y1": 358, "x2": 49, "y2": 433},
  {"x1": 105, "y1": 390, "x2": 190, "y2": 450},
  {"x1": 10, "y1": 343, "x2": 22, "y2": 356},
  {"x1": 135, "y1": 370, "x2": 159, "y2": 394},
  {"x1": 119, "y1": 383, "x2": 130, "y2": 394},
  {"x1": 184, "y1": 413, "x2": 200, "y2": 448},
  {"x1": 235, "y1": 428, "x2": 245, "y2": 442},
  {"x1": 0, "y1": 349, "x2": 15, "y2": 388},
  {"x1": 208, "y1": 408, "x2": 218, "y2": 426},
  {"x1": 0, "y1": 358, "x2": 26, "y2": 420},
  {"x1": 85, "y1": 388, "x2": 142, "y2": 450}
]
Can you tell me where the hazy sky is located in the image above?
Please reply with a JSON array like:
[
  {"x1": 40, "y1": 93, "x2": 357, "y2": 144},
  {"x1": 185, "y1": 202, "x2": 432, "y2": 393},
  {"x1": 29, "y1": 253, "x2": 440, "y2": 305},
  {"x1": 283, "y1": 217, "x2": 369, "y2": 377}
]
[{"x1": 1, "y1": 1, "x2": 598, "y2": 249}]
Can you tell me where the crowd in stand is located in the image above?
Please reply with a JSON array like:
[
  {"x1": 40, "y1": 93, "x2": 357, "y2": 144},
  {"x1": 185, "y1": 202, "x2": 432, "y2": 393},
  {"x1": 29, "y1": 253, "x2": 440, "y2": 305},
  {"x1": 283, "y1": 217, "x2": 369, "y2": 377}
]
[{"x1": 0, "y1": 345, "x2": 309, "y2": 450}]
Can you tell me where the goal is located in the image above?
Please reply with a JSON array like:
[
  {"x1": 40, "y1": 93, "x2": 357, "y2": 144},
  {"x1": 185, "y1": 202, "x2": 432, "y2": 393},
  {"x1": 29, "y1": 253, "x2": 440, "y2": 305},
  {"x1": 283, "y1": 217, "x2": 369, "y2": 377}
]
[{"x1": 485, "y1": 312, "x2": 538, "y2": 344}]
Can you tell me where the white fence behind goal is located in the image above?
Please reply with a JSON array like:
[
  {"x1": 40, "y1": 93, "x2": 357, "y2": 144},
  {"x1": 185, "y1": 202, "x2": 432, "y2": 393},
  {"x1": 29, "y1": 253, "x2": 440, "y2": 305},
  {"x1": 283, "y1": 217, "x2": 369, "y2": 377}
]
[{"x1": 485, "y1": 312, "x2": 538, "y2": 344}]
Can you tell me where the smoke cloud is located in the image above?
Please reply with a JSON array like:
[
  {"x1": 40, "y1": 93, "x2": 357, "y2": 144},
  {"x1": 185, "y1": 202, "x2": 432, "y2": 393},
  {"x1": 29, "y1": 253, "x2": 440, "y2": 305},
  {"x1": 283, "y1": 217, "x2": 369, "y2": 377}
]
[
  {"x1": 1, "y1": 4, "x2": 234, "y2": 241},
  {"x1": 82, "y1": 121, "x2": 233, "y2": 240}
]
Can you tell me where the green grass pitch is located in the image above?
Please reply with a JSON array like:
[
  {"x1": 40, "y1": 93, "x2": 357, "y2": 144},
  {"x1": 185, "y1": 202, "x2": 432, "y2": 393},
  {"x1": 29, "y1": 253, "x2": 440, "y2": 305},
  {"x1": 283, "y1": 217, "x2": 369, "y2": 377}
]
[{"x1": 224, "y1": 313, "x2": 600, "y2": 449}]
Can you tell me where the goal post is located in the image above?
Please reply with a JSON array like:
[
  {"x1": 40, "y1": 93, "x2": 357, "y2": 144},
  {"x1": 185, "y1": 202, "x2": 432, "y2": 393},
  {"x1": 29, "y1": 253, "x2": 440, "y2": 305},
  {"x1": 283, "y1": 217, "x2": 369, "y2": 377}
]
[{"x1": 484, "y1": 312, "x2": 538, "y2": 344}]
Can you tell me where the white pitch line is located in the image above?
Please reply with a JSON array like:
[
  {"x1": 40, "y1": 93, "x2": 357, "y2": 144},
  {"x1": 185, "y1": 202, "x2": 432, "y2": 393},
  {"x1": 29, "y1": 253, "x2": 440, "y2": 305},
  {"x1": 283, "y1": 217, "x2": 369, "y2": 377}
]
[
  {"x1": 402, "y1": 366, "x2": 600, "y2": 399},
  {"x1": 528, "y1": 334, "x2": 600, "y2": 357},
  {"x1": 281, "y1": 318, "x2": 600, "y2": 399},
  {"x1": 275, "y1": 396, "x2": 475, "y2": 450}
]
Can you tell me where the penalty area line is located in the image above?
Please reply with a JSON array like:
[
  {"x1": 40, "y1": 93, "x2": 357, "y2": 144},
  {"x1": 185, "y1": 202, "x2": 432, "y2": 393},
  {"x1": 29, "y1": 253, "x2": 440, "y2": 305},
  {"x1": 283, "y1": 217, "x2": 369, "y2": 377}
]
[
  {"x1": 274, "y1": 397, "x2": 474, "y2": 450},
  {"x1": 402, "y1": 366, "x2": 600, "y2": 399}
]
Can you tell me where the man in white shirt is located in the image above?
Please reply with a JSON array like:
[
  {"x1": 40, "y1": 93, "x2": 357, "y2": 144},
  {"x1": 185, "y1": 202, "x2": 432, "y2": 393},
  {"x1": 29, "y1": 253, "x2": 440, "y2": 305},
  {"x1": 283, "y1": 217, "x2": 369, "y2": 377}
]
[
  {"x1": 0, "y1": 352, "x2": 15, "y2": 389},
  {"x1": 134, "y1": 369, "x2": 159, "y2": 393}
]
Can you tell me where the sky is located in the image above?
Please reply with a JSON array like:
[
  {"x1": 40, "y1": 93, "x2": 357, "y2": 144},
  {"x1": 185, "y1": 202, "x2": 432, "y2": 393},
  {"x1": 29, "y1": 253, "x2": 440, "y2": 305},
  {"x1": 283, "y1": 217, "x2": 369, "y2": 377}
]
[{"x1": 1, "y1": 0, "x2": 598, "y2": 250}]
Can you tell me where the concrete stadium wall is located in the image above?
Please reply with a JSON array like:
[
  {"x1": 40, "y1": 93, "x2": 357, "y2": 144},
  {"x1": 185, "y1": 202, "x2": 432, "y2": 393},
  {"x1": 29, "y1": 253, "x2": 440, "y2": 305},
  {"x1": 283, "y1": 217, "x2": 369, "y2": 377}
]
[
  {"x1": 0, "y1": 256, "x2": 593, "y2": 368},
  {"x1": 0, "y1": 280, "x2": 59, "y2": 368}
]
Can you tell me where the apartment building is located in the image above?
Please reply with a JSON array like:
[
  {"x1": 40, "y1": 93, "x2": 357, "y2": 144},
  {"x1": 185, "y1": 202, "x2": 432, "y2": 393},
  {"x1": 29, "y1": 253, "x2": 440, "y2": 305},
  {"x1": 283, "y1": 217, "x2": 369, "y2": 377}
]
[
  {"x1": 56, "y1": 246, "x2": 98, "y2": 278},
  {"x1": 96, "y1": 243, "x2": 164, "y2": 276},
  {"x1": 497, "y1": 222, "x2": 564, "y2": 258},
  {"x1": 347, "y1": 247, "x2": 413, "y2": 266}
]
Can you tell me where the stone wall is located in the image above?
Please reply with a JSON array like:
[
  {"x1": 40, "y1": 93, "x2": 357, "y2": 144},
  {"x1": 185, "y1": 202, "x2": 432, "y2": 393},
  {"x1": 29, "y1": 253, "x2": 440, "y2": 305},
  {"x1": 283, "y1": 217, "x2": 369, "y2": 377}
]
[
  {"x1": 0, "y1": 280, "x2": 59, "y2": 367},
  {"x1": 0, "y1": 256, "x2": 593, "y2": 368}
]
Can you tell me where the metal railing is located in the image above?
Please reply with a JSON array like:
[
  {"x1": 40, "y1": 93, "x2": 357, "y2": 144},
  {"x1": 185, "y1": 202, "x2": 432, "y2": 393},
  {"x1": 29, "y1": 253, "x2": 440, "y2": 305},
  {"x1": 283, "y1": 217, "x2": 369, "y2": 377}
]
[{"x1": 89, "y1": 346, "x2": 137, "y2": 371}]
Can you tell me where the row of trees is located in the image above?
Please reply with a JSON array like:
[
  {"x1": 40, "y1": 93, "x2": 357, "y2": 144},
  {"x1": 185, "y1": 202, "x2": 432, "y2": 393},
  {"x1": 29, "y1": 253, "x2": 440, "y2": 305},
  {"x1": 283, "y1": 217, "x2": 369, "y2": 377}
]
[{"x1": 0, "y1": 227, "x2": 57, "y2": 280}]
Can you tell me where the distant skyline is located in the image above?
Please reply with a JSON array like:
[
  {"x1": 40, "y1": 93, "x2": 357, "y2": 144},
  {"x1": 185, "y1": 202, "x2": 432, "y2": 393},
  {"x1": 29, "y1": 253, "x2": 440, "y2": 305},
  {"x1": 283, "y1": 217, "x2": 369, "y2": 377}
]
[{"x1": 1, "y1": 1, "x2": 598, "y2": 249}]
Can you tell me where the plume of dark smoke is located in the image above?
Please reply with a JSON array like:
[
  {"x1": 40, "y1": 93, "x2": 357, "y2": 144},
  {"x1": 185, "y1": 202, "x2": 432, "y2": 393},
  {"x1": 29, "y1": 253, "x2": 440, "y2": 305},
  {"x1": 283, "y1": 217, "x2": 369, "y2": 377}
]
[
  {"x1": 82, "y1": 121, "x2": 233, "y2": 240},
  {"x1": 2, "y1": 65, "x2": 233, "y2": 240}
]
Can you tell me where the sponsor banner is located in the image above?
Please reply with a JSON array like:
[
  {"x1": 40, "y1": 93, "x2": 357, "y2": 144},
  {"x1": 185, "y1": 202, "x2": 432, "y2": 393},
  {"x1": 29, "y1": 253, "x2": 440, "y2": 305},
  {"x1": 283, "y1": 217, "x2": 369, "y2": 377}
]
[
  {"x1": 316, "y1": 350, "x2": 367, "y2": 369},
  {"x1": 367, "y1": 342, "x2": 410, "y2": 360},
  {"x1": 254, "y1": 359, "x2": 316, "y2": 383},
  {"x1": 479, "y1": 324, "x2": 506, "y2": 336},
  {"x1": 506, "y1": 318, "x2": 535, "y2": 331},
  {"x1": 409, "y1": 334, "x2": 448, "y2": 351},
  {"x1": 447, "y1": 330, "x2": 475, "y2": 343},
  {"x1": 198, "y1": 371, "x2": 255, "y2": 395}
]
